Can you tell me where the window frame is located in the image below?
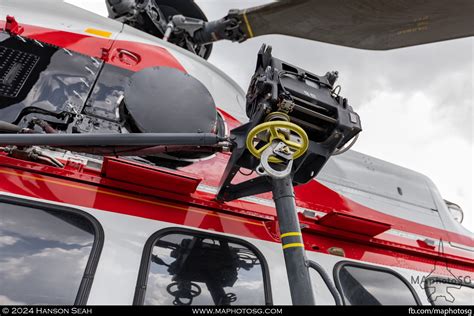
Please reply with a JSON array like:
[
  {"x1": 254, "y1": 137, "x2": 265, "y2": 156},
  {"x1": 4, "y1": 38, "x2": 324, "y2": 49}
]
[
  {"x1": 0, "y1": 195, "x2": 104, "y2": 305},
  {"x1": 307, "y1": 260, "x2": 342, "y2": 305},
  {"x1": 134, "y1": 227, "x2": 273, "y2": 305},
  {"x1": 333, "y1": 260, "x2": 422, "y2": 305},
  {"x1": 424, "y1": 276, "x2": 474, "y2": 306}
]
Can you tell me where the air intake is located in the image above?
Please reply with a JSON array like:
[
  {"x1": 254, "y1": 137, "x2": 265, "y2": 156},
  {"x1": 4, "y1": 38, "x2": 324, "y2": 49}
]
[{"x1": 0, "y1": 45, "x2": 39, "y2": 98}]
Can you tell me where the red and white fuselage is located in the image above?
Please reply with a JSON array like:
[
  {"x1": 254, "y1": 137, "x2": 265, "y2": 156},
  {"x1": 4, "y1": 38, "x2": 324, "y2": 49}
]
[{"x1": 0, "y1": 0, "x2": 472, "y2": 306}]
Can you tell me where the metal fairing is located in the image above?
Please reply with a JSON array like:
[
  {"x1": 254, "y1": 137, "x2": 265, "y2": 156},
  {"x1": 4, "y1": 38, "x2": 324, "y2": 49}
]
[
  {"x1": 0, "y1": 0, "x2": 472, "y2": 305},
  {"x1": 317, "y1": 151, "x2": 474, "y2": 249}
]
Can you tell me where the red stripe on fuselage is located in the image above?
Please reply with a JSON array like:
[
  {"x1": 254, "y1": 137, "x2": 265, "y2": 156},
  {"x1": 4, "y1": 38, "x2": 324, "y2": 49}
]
[
  {"x1": 0, "y1": 165, "x2": 472, "y2": 276},
  {"x1": 182, "y1": 152, "x2": 474, "y2": 248},
  {"x1": 0, "y1": 20, "x2": 186, "y2": 72}
]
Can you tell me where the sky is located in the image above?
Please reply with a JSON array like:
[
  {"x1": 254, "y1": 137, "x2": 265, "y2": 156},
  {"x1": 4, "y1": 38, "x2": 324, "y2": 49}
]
[{"x1": 66, "y1": 0, "x2": 473, "y2": 232}]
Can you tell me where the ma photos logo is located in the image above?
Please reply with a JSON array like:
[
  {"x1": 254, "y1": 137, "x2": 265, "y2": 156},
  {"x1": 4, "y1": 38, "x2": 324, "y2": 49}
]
[{"x1": 410, "y1": 239, "x2": 471, "y2": 304}]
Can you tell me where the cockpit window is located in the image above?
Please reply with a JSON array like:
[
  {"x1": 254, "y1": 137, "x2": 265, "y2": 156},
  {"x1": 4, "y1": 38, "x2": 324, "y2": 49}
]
[
  {"x1": 334, "y1": 262, "x2": 420, "y2": 305},
  {"x1": 135, "y1": 229, "x2": 271, "y2": 305}
]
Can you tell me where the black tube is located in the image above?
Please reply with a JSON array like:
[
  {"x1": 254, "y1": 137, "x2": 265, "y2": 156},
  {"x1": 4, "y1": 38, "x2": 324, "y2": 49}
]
[
  {"x1": 60, "y1": 145, "x2": 218, "y2": 156},
  {"x1": 307, "y1": 260, "x2": 343, "y2": 305},
  {"x1": 0, "y1": 133, "x2": 222, "y2": 147},
  {"x1": 0, "y1": 121, "x2": 21, "y2": 133},
  {"x1": 272, "y1": 176, "x2": 315, "y2": 305},
  {"x1": 193, "y1": 18, "x2": 228, "y2": 44}
]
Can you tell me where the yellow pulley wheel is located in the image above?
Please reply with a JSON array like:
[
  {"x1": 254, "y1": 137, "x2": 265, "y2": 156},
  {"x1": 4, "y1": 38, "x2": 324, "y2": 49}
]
[{"x1": 246, "y1": 121, "x2": 309, "y2": 163}]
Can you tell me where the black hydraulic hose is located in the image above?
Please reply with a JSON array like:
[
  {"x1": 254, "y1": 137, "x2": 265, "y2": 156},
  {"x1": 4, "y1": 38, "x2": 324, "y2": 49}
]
[
  {"x1": 307, "y1": 260, "x2": 343, "y2": 305},
  {"x1": 0, "y1": 121, "x2": 22, "y2": 133}
]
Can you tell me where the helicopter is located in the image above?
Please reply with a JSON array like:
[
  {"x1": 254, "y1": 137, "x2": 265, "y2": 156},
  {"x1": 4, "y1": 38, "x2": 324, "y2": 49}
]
[{"x1": 0, "y1": 0, "x2": 472, "y2": 306}]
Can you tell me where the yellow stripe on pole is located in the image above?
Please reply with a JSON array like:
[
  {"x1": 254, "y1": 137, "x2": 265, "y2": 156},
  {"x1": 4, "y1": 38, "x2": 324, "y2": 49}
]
[
  {"x1": 280, "y1": 232, "x2": 302, "y2": 239},
  {"x1": 242, "y1": 10, "x2": 255, "y2": 38},
  {"x1": 282, "y1": 243, "x2": 304, "y2": 250}
]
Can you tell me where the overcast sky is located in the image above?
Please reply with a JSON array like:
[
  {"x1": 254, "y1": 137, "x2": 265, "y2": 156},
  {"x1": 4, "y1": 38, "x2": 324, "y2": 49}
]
[{"x1": 67, "y1": 0, "x2": 473, "y2": 232}]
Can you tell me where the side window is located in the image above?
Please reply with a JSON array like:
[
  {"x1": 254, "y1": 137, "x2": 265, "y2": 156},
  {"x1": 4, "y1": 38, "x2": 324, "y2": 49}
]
[
  {"x1": 0, "y1": 197, "x2": 103, "y2": 305},
  {"x1": 425, "y1": 278, "x2": 474, "y2": 305},
  {"x1": 308, "y1": 260, "x2": 342, "y2": 305},
  {"x1": 310, "y1": 270, "x2": 336, "y2": 305},
  {"x1": 135, "y1": 229, "x2": 271, "y2": 305},
  {"x1": 334, "y1": 262, "x2": 420, "y2": 305}
]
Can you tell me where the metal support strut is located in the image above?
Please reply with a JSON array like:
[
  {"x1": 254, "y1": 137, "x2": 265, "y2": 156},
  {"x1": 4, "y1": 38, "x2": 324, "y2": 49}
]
[
  {"x1": 242, "y1": 116, "x2": 315, "y2": 305},
  {"x1": 272, "y1": 175, "x2": 315, "y2": 305}
]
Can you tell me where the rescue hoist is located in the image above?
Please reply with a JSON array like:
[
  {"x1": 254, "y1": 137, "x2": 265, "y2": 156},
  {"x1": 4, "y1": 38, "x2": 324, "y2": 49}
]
[{"x1": 214, "y1": 44, "x2": 361, "y2": 305}]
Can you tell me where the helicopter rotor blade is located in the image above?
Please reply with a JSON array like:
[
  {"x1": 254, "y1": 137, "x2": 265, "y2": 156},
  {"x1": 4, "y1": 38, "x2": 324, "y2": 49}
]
[{"x1": 238, "y1": 0, "x2": 474, "y2": 50}]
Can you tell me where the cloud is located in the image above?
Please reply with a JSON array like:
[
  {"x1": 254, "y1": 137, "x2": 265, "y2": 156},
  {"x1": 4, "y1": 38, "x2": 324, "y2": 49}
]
[
  {"x1": 0, "y1": 236, "x2": 18, "y2": 247},
  {"x1": 0, "y1": 295, "x2": 25, "y2": 305},
  {"x1": 0, "y1": 244, "x2": 92, "y2": 304},
  {"x1": 0, "y1": 257, "x2": 32, "y2": 280},
  {"x1": 0, "y1": 206, "x2": 93, "y2": 246},
  {"x1": 144, "y1": 273, "x2": 174, "y2": 305}
]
